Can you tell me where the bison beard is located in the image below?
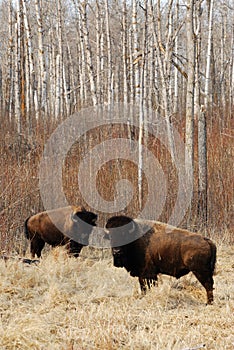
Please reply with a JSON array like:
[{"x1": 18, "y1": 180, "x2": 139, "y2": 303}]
[
  {"x1": 105, "y1": 215, "x2": 216, "y2": 305},
  {"x1": 24, "y1": 206, "x2": 97, "y2": 258}
]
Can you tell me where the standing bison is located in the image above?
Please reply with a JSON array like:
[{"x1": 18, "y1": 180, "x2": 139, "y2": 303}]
[
  {"x1": 25, "y1": 206, "x2": 97, "y2": 258},
  {"x1": 105, "y1": 215, "x2": 216, "y2": 304}
]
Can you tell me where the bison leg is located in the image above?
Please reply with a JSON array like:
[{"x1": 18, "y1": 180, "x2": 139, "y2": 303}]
[
  {"x1": 193, "y1": 271, "x2": 214, "y2": 305},
  {"x1": 139, "y1": 277, "x2": 148, "y2": 294},
  {"x1": 147, "y1": 278, "x2": 157, "y2": 289},
  {"x1": 139, "y1": 277, "x2": 157, "y2": 294},
  {"x1": 68, "y1": 240, "x2": 83, "y2": 258},
  {"x1": 30, "y1": 236, "x2": 45, "y2": 258}
]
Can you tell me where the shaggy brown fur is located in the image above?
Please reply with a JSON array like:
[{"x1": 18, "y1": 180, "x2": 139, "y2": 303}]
[
  {"x1": 25, "y1": 206, "x2": 97, "y2": 258},
  {"x1": 105, "y1": 216, "x2": 216, "y2": 304}
]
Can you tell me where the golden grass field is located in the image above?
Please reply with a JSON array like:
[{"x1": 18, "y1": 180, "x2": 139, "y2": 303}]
[{"x1": 0, "y1": 238, "x2": 233, "y2": 350}]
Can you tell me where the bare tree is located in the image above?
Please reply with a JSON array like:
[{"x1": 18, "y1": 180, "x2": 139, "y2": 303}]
[
  {"x1": 197, "y1": 105, "x2": 208, "y2": 227},
  {"x1": 78, "y1": 1, "x2": 97, "y2": 106},
  {"x1": 104, "y1": 0, "x2": 113, "y2": 105},
  {"x1": 22, "y1": 0, "x2": 38, "y2": 127},
  {"x1": 149, "y1": 0, "x2": 175, "y2": 161},
  {"x1": 197, "y1": 0, "x2": 214, "y2": 227},
  {"x1": 132, "y1": 0, "x2": 140, "y2": 103},
  {"x1": 35, "y1": 0, "x2": 47, "y2": 116},
  {"x1": 14, "y1": 0, "x2": 22, "y2": 133},
  {"x1": 5, "y1": 0, "x2": 14, "y2": 119},
  {"x1": 185, "y1": 0, "x2": 195, "y2": 182},
  {"x1": 122, "y1": 0, "x2": 128, "y2": 104},
  {"x1": 204, "y1": 0, "x2": 214, "y2": 108}
]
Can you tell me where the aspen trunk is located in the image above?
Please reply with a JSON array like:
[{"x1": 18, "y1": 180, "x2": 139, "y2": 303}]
[
  {"x1": 173, "y1": 0, "x2": 179, "y2": 114},
  {"x1": 185, "y1": 0, "x2": 195, "y2": 179},
  {"x1": 78, "y1": 1, "x2": 97, "y2": 106},
  {"x1": 15, "y1": 0, "x2": 21, "y2": 133},
  {"x1": 122, "y1": 0, "x2": 128, "y2": 104},
  {"x1": 105, "y1": 0, "x2": 113, "y2": 105},
  {"x1": 55, "y1": 54, "x2": 61, "y2": 119},
  {"x1": 35, "y1": 0, "x2": 47, "y2": 115},
  {"x1": 95, "y1": 1, "x2": 102, "y2": 104},
  {"x1": 7, "y1": 0, "x2": 14, "y2": 119},
  {"x1": 132, "y1": 0, "x2": 140, "y2": 103},
  {"x1": 150, "y1": 0, "x2": 175, "y2": 160},
  {"x1": 197, "y1": 105, "x2": 208, "y2": 227},
  {"x1": 204, "y1": 0, "x2": 214, "y2": 109}
]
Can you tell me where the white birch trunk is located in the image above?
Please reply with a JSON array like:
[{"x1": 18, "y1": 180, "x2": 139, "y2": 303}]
[
  {"x1": 66, "y1": 38, "x2": 77, "y2": 112},
  {"x1": 193, "y1": 0, "x2": 202, "y2": 119},
  {"x1": 129, "y1": 28, "x2": 134, "y2": 104},
  {"x1": 138, "y1": 0, "x2": 148, "y2": 210},
  {"x1": 132, "y1": 0, "x2": 140, "y2": 103},
  {"x1": 35, "y1": 0, "x2": 47, "y2": 114},
  {"x1": 95, "y1": 1, "x2": 102, "y2": 104},
  {"x1": 173, "y1": 0, "x2": 179, "y2": 114},
  {"x1": 79, "y1": 1, "x2": 97, "y2": 106},
  {"x1": 105, "y1": 0, "x2": 113, "y2": 105},
  {"x1": 150, "y1": 0, "x2": 175, "y2": 161},
  {"x1": 204, "y1": 0, "x2": 214, "y2": 108},
  {"x1": 148, "y1": 38, "x2": 154, "y2": 113},
  {"x1": 230, "y1": 20, "x2": 234, "y2": 115},
  {"x1": 22, "y1": 0, "x2": 37, "y2": 122},
  {"x1": 7, "y1": 0, "x2": 14, "y2": 120},
  {"x1": 185, "y1": 0, "x2": 195, "y2": 179},
  {"x1": 15, "y1": 0, "x2": 21, "y2": 133},
  {"x1": 122, "y1": 0, "x2": 128, "y2": 104},
  {"x1": 198, "y1": 105, "x2": 208, "y2": 226},
  {"x1": 76, "y1": 8, "x2": 87, "y2": 106},
  {"x1": 57, "y1": 0, "x2": 64, "y2": 117},
  {"x1": 49, "y1": 30, "x2": 55, "y2": 117},
  {"x1": 55, "y1": 54, "x2": 61, "y2": 119}
]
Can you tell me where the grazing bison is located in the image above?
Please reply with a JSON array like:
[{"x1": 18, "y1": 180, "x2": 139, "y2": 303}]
[
  {"x1": 25, "y1": 206, "x2": 97, "y2": 258},
  {"x1": 105, "y1": 216, "x2": 216, "y2": 304}
]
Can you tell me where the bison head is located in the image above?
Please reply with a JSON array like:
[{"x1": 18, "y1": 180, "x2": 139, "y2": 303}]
[
  {"x1": 69, "y1": 207, "x2": 97, "y2": 245},
  {"x1": 105, "y1": 215, "x2": 139, "y2": 246},
  {"x1": 105, "y1": 215, "x2": 139, "y2": 268}
]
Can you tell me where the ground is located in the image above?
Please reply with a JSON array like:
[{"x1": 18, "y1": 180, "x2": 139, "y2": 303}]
[{"x1": 0, "y1": 243, "x2": 233, "y2": 350}]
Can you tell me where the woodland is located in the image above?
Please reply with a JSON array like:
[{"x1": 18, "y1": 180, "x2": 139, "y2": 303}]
[{"x1": 0, "y1": 1, "x2": 233, "y2": 349}]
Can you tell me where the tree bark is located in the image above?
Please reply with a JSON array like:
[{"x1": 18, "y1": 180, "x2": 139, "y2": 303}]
[
  {"x1": 185, "y1": 0, "x2": 195, "y2": 179},
  {"x1": 204, "y1": 0, "x2": 214, "y2": 109},
  {"x1": 35, "y1": 0, "x2": 47, "y2": 115},
  {"x1": 78, "y1": 1, "x2": 97, "y2": 106}
]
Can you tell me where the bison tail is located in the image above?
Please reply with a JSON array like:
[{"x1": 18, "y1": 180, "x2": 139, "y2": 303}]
[
  {"x1": 24, "y1": 217, "x2": 31, "y2": 240},
  {"x1": 204, "y1": 237, "x2": 217, "y2": 274}
]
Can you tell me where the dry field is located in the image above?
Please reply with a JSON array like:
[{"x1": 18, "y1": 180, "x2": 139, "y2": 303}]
[{"x1": 0, "y1": 239, "x2": 233, "y2": 350}]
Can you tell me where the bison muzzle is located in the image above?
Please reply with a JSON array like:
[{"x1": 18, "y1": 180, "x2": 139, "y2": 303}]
[
  {"x1": 25, "y1": 206, "x2": 97, "y2": 258},
  {"x1": 105, "y1": 215, "x2": 216, "y2": 305}
]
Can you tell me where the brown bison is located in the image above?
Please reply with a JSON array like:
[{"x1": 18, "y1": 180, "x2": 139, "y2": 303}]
[
  {"x1": 25, "y1": 206, "x2": 97, "y2": 258},
  {"x1": 105, "y1": 215, "x2": 216, "y2": 304}
]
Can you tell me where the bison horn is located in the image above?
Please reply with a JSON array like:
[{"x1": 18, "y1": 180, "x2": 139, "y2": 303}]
[
  {"x1": 103, "y1": 228, "x2": 110, "y2": 240},
  {"x1": 71, "y1": 212, "x2": 79, "y2": 222},
  {"x1": 128, "y1": 220, "x2": 136, "y2": 234}
]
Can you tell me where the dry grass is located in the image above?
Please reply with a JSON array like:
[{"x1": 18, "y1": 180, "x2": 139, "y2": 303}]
[{"x1": 0, "y1": 241, "x2": 233, "y2": 350}]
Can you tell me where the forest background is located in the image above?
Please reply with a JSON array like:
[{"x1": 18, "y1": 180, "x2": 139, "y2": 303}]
[
  {"x1": 0, "y1": 0, "x2": 233, "y2": 253},
  {"x1": 0, "y1": 1, "x2": 233, "y2": 349}
]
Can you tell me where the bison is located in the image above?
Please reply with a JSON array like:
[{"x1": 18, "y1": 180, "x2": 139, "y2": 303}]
[
  {"x1": 105, "y1": 215, "x2": 216, "y2": 304},
  {"x1": 25, "y1": 206, "x2": 97, "y2": 258}
]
